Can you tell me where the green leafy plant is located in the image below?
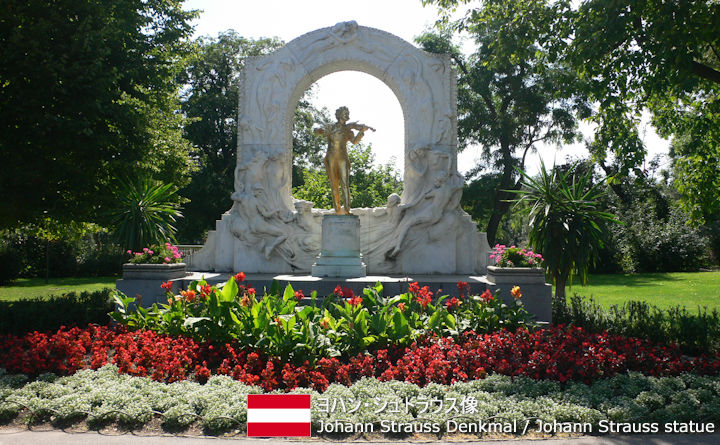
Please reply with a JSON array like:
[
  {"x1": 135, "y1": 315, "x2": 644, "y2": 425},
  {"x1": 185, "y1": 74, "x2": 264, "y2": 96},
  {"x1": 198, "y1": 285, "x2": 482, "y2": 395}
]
[
  {"x1": 510, "y1": 161, "x2": 618, "y2": 298},
  {"x1": 108, "y1": 177, "x2": 183, "y2": 251},
  {"x1": 111, "y1": 275, "x2": 535, "y2": 365},
  {"x1": 0, "y1": 289, "x2": 114, "y2": 334},
  {"x1": 555, "y1": 294, "x2": 720, "y2": 356}
]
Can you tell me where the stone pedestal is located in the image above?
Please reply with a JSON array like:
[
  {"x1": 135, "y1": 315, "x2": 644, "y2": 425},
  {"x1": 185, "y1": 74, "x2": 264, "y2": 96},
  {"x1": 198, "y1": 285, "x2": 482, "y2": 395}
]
[
  {"x1": 311, "y1": 215, "x2": 366, "y2": 278},
  {"x1": 116, "y1": 263, "x2": 188, "y2": 307},
  {"x1": 486, "y1": 265, "x2": 552, "y2": 323}
]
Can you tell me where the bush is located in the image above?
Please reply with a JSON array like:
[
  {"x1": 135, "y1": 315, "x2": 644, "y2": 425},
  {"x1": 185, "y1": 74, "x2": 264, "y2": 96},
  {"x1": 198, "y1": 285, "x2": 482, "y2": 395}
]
[
  {"x1": 596, "y1": 190, "x2": 713, "y2": 273},
  {"x1": 0, "y1": 242, "x2": 22, "y2": 284},
  {"x1": 0, "y1": 228, "x2": 123, "y2": 279},
  {"x1": 0, "y1": 289, "x2": 115, "y2": 335},
  {"x1": 554, "y1": 294, "x2": 720, "y2": 355}
]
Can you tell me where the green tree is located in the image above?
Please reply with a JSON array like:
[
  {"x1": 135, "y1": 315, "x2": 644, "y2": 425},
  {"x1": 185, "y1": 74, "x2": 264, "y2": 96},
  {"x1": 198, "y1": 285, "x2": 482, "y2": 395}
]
[
  {"x1": 419, "y1": 0, "x2": 590, "y2": 246},
  {"x1": 176, "y1": 32, "x2": 328, "y2": 242},
  {"x1": 570, "y1": 0, "x2": 720, "y2": 220},
  {"x1": 512, "y1": 161, "x2": 617, "y2": 299},
  {"x1": 293, "y1": 144, "x2": 402, "y2": 209},
  {"x1": 0, "y1": 0, "x2": 197, "y2": 228}
]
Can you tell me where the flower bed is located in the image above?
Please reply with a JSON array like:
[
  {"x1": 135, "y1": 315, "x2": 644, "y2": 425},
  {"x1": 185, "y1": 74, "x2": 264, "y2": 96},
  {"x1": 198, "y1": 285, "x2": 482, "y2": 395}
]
[
  {"x1": 2, "y1": 366, "x2": 720, "y2": 435},
  {"x1": 112, "y1": 276, "x2": 534, "y2": 364},
  {"x1": 1, "y1": 325, "x2": 718, "y2": 392}
]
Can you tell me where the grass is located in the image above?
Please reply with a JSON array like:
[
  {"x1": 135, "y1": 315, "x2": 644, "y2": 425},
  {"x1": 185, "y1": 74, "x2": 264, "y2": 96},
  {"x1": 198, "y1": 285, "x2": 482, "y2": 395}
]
[
  {"x1": 0, "y1": 276, "x2": 117, "y2": 301},
  {"x1": 564, "y1": 271, "x2": 720, "y2": 310}
]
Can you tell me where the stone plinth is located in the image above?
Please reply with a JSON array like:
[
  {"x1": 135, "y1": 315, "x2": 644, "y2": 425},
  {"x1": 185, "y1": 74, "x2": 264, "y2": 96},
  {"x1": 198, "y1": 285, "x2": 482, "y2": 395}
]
[
  {"x1": 486, "y1": 265, "x2": 552, "y2": 323},
  {"x1": 116, "y1": 263, "x2": 188, "y2": 307},
  {"x1": 311, "y1": 215, "x2": 366, "y2": 278},
  {"x1": 122, "y1": 263, "x2": 187, "y2": 280}
]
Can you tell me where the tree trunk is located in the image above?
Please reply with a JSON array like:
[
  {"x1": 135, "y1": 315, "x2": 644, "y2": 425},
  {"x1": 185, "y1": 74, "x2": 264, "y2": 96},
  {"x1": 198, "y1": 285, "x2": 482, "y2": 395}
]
[
  {"x1": 485, "y1": 140, "x2": 517, "y2": 246},
  {"x1": 45, "y1": 238, "x2": 50, "y2": 285},
  {"x1": 554, "y1": 274, "x2": 566, "y2": 299}
]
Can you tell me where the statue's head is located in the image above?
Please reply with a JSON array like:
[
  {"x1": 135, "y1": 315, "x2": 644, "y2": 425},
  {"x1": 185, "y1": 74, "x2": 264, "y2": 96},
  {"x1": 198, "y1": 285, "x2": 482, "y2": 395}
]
[{"x1": 335, "y1": 106, "x2": 349, "y2": 122}]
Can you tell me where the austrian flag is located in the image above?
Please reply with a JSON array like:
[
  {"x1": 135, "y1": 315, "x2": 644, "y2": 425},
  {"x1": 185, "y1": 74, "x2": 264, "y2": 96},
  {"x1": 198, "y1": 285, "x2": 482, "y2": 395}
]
[{"x1": 247, "y1": 394, "x2": 312, "y2": 437}]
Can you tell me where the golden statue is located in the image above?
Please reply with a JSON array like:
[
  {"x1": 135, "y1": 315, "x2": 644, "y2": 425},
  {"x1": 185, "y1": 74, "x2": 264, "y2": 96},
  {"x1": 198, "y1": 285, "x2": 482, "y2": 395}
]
[{"x1": 314, "y1": 106, "x2": 375, "y2": 214}]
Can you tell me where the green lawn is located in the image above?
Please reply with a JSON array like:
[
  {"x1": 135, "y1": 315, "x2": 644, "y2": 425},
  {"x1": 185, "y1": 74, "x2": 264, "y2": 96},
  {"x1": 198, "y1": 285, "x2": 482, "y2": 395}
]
[
  {"x1": 0, "y1": 276, "x2": 117, "y2": 301},
  {"x1": 564, "y1": 271, "x2": 720, "y2": 310}
]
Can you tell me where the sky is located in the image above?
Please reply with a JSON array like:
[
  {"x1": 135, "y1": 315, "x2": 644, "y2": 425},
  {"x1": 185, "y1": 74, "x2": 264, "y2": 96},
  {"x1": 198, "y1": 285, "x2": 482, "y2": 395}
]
[{"x1": 184, "y1": 0, "x2": 670, "y2": 176}]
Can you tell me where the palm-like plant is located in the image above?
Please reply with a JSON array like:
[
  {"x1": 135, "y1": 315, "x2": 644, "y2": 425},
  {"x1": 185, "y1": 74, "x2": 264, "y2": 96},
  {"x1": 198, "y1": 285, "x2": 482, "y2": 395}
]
[
  {"x1": 108, "y1": 177, "x2": 183, "y2": 251},
  {"x1": 511, "y1": 160, "x2": 618, "y2": 299}
]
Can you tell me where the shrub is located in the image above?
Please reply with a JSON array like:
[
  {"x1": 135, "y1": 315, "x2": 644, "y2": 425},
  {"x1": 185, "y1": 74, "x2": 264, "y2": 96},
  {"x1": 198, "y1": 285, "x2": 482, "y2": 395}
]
[
  {"x1": 0, "y1": 228, "x2": 123, "y2": 278},
  {"x1": 0, "y1": 289, "x2": 115, "y2": 335},
  {"x1": 554, "y1": 294, "x2": 720, "y2": 355},
  {"x1": 0, "y1": 242, "x2": 22, "y2": 284},
  {"x1": 600, "y1": 200, "x2": 713, "y2": 274}
]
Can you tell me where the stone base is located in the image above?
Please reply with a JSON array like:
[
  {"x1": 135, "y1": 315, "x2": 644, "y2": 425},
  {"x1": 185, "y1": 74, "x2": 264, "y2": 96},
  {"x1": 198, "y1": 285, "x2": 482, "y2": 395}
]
[
  {"x1": 311, "y1": 214, "x2": 366, "y2": 278},
  {"x1": 122, "y1": 263, "x2": 187, "y2": 280},
  {"x1": 486, "y1": 266, "x2": 552, "y2": 323}
]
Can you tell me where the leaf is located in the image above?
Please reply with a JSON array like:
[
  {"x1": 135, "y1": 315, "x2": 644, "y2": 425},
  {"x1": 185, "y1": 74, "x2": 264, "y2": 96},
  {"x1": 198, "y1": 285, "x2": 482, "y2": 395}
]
[
  {"x1": 269, "y1": 279, "x2": 282, "y2": 296},
  {"x1": 283, "y1": 283, "x2": 295, "y2": 302},
  {"x1": 183, "y1": 317, "x2": 210, "y2": 327},
  {"x1": 220, "y1": 276, "x2": 238, "y2": 302},
  {"x1": 428, "y1": 310, "x2": 443, "y2": 330}
]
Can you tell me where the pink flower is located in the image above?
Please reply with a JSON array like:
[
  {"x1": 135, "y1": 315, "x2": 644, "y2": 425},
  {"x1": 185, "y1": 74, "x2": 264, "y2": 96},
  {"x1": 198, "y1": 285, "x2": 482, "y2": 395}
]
[
  {"x1": 148, "y1": 250, "x2": 154, "y2": 255},
  {"x1": 126, "y1": 250, "x2": 132, "y2": 254},
  {"x1": 164, "y1": 257, "x2": 171, "y2": 262}
]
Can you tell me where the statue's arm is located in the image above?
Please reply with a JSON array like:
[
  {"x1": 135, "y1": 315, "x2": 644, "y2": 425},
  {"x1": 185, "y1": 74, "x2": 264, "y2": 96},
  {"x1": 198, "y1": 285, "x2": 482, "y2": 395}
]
[{"x1": 349, "y1": 127, "x2": 365, "y2": 145}]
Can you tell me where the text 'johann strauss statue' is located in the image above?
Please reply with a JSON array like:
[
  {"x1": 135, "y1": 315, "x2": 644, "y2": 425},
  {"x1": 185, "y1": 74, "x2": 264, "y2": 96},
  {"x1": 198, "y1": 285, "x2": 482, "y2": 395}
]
[{"x1": 314, "y1": 106, "x2": 375, "y2": 215}]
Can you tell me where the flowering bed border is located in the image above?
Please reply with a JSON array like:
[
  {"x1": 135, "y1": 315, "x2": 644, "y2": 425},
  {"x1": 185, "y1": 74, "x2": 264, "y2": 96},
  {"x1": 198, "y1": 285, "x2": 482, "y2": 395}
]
[
  {"x1": 1, "y1": 367, "x2": 720, "y2": 436},
  {"x1": 1, "y1": 324, "x2": 719, "y2": 392}
]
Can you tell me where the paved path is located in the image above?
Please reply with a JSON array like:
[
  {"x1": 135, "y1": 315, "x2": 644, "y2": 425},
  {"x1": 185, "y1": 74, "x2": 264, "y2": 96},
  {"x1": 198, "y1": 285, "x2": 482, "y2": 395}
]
[{"x1": 1, "y1": 429, "x2": 719, "y2": 445}]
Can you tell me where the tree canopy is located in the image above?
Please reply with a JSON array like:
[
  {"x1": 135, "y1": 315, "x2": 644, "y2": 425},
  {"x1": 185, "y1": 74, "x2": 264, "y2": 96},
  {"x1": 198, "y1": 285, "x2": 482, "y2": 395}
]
[
  {"x1": 0, "y1": 0, "x2": 198, "y2": 228},
  {"x1": 176, "y1": 31, "x2": 283, "y2": 242},
  {"x1": 419, "y1": 0, "x2": 590, "y2": 245},
  {"x1": 425, "y1": 0, "x2": 720, "y2": 232},
  {"x1": 571, "y1": 0, "x2": 720, "y2": 223}
]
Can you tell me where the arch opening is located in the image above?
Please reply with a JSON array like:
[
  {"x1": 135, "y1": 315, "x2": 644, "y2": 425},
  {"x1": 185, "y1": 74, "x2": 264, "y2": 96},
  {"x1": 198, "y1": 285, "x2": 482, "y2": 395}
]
[{"x1": 291, "y1": 70, "x2": 405, "y2": 209}]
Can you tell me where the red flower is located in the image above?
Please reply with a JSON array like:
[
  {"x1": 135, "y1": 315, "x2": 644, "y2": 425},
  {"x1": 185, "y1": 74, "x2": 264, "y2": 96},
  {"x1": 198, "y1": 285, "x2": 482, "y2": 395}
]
[
  {"x1": 233, "y1": 272, "x2": 246, "y2": 282},
  {"x1": 416, "y1": 286, "x2": 433, "y2": 308},
  {"x1": 294, "y1": 290, "x2": 305, "y2": 300},
  {"x1": 160, "y1": 281, "x2": 173, "y2": 291},
  {"x1": 480, "y1": 289, "x2": 493, "y2": 302},
  {"x1": 247, "y1": 287, "x2": 256, "y2": 296},
  {"x1": 200, "y1": 284, "x2": 213, "y2": 298},
  {"x1": 343, "y1": 287, "x2": 354, "y2": 300},
  {"x1": 334, "y1": 285, "x2": 344, "y2": 297},
  {"x1": 408, "y1": 282, "x2": 420, "y2": 294},
  {"x1": 457, "y1": 281, "x2": 469, "y2": 297},
  {"x1": 445, "y1": 297, "x2": 461, "y2": 309},
  {"x1": 397, "y1": 302, "x2": 406, "y2": 312},
  {"x1": 180, "y1": 290, "x2": 196, "y2": 302},
  {"x1": 348, "y1": 296, "x2": 363, "y2": 307}
]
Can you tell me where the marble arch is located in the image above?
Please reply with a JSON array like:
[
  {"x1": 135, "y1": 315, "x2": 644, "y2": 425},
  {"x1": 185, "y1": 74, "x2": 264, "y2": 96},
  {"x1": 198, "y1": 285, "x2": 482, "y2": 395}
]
[{"x1": 189, "y1": 22, "x2": 490, "y2": 275}]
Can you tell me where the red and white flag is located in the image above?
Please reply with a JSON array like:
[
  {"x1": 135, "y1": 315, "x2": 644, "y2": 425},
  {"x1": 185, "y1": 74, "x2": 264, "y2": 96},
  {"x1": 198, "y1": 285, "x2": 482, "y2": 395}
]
[{"x1": 247, "y1": 394, "x2": 311, "y2": 437}]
